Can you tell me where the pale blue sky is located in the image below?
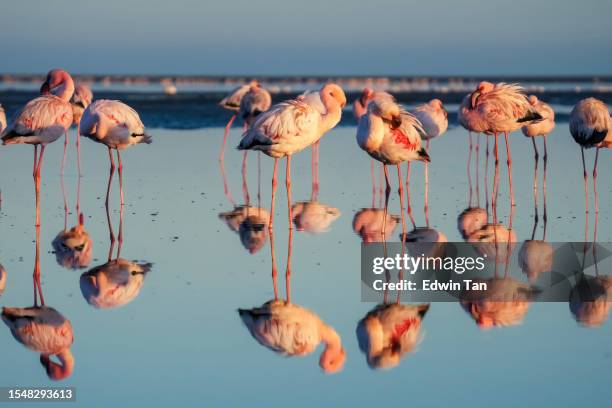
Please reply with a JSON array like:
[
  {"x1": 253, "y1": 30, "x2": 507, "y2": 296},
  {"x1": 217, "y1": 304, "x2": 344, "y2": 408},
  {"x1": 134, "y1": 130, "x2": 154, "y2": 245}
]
[{"x1": 1, "y1": 0, "x2": 610, "y2": 75}]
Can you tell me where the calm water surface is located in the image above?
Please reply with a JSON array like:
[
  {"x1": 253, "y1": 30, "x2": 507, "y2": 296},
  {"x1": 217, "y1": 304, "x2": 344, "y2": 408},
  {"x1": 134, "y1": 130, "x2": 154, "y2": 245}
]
[{"x1": 0, "y1": 119, "x2": 611, "y2": 407}]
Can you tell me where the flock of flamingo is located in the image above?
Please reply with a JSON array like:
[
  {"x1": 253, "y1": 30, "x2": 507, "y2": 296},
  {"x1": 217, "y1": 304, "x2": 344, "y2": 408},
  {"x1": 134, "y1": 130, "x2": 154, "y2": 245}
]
[{"x1": 0, "y1": 69, "x2": 611, "y2": 379}]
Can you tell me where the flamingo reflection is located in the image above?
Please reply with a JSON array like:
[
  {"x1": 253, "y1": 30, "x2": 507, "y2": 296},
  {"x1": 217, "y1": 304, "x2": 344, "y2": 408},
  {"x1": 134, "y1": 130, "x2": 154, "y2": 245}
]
[
  {"x1": 238, "y1": 223, "x2": 345, "y2": 373},
  {"x1": 357, "y1": 303, "x2": 428, "y2": 370},
  {"x1": 2, "y1": 212, "x2": 75, "y2": 380},
  {"x1": 219, "y1": 206, "x2": 270, "y2": 254},
  {"x1": 353, "y1": 208, "x2": 400, "y2": 243},
  {"x1": 0, "y1": 264, "x2": 6, "y2": 296}
]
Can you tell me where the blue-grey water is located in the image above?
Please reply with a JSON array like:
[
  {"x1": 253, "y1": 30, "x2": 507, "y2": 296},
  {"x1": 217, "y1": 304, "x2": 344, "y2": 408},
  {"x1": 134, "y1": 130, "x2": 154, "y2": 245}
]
[{"x1": 0, "y1": 83, "x2": 611, "y2": 407}]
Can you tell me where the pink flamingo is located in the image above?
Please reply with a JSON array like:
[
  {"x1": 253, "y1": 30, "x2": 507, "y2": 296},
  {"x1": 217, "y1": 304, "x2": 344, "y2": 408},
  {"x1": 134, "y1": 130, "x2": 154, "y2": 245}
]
[
  {"x1": 238, "y1": 83, "x2": 346, "y2": 229},
  {"x1": 238, "y1": 82, "x2": 272, "y2": 203},
  {"x1": 218, "y1": 80, "x2": 260, "y2": 162},
  {"x1": 356, "y1": 92, "x2": 430, "y2": 241},
  {"x1": 79, "y1": 100, "x2": 152, "y2": 207},
  {"x1": 352, "y1": 208, "x2": 400, "y2": 243},
  {"x1": 357, "y1": 303, "x2": 429, "y2": 370},
  {"x1": 411, "y1": 99, "x2": 448, "y2": 226},
  {"x1": 522, "y1": 95, "x2": 555, "y2": 222},
  {"x1": 569, "y1": 98, "x2": 611, "y2": 216},
  {"x1": 2, "y1": 306, "x2": 74, "y2": 380},
  {"x1": 70, "y1": 83, "x2": 93, "y2": 175},
  {"x1": 461, "y1": 82, "x2": 541, "y2": 207},
  {"x1": 1, "y1": 69, "x2": 74, "y2": 226}
]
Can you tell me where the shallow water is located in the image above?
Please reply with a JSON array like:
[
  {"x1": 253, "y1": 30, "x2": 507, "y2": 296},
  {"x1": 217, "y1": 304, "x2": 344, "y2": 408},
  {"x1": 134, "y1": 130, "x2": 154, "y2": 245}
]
[{"x1": 0, "y1": 121, "x2": 611, "y2": 407}]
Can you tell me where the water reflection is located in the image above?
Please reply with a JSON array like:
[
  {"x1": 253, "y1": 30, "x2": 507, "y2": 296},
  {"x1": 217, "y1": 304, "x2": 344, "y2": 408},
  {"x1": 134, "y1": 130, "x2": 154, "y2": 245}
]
[
  {"x1": 292, "y1": 201, "x2": 340, "y2": 234},
  {"x1": 238, "y1": 228, "x2": 346, "y2": 373},
  {"x1": 403, "y1": 227, "x2": 447, "y2": 258},
  {"x1": 353, "y1": 208, "x2": 399, "y2": 242},
  {"x1": 357, "y1": 303, "x2": 428, "y2": 370},
  {"x1": 219, "y1": 206, "x2": 270, "y2": 254},
  {"x1": 52, "y1": 213, "x2": 93, "y2": 269}
]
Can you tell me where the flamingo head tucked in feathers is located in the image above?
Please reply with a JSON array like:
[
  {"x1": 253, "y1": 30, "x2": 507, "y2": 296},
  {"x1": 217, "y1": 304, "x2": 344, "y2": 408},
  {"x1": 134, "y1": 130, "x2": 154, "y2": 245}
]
[
  {"x1": 528, "y1": 95, "x2": 539, "y2": 106},
  {"x1": 470, "y1": 81, "x2": 495, "y2": 109},
  {"x1": 321, "y1": 83, "x2": 347, "y2": 109},
  {"x1": 41, "y1": 69, "x2": 73, "y2": 99},
  {"x1": 360, "y1": 88, "x2": 374, "y2": 107}
]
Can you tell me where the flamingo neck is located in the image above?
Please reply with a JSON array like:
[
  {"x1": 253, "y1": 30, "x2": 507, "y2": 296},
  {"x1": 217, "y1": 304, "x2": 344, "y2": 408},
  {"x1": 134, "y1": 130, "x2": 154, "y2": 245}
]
[
  {"x1": 42, "y1": 349, "x2": 74, "y2": 380},
  {"x1": 319, "y1": 92, "x2": 342, "y2": 133},
  {"x1": 55, "y1": 73, "x2": 75, "y2": 102}
]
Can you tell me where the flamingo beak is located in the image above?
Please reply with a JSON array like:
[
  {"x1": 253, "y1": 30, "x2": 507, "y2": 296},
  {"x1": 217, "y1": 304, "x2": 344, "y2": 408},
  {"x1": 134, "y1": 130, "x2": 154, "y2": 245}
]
[{"x1": 470, "y1": 91, "x2": 480, "y2": 109}]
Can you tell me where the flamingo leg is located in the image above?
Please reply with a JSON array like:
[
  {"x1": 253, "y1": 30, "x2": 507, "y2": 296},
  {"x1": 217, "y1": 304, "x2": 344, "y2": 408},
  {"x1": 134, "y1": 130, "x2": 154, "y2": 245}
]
[
  {"x1": 76, "y1": 124, "x2": 82, "y2": 177},
  {"x1": 286, "y1": 155, "x2": 293, "y2": 230},
  {"x1": 286, "y1": 225, "x2": 294, "y2": 303},
  {"x1": 270, "y1": 230, "x2": 278, "y2": 300},
  {"x1": 531, "y1": 137, "x2": 539, "y2": 225},
  {"x1": 379, "y1": 163, "x2": 384, "y2": 208},
  {"x1": 492, "y1": 133, "x2": 500, "y2": 223},
  {"x1": 105, "y1": 147, "x2": 116, "y2": 251},
  {"x1": 581, "y1": 147, "x2": 589, "y2": 214},
  {"x1": 405, "y1": 162, "x2": 416, "y2": 229},
  {"x1": 381, "y1": 165, "x2": 391, "y2": 241},
  {"x1": 397, "y1": 164, "x2": 407, "y2": 242},
  {"x1": 542, "y1": 136, "x2": 548, "y2": 230},
  {"x1": 269, "y1": 158, "x2": 278, "y2": 230},
  {"x1": 424, "y1": 139, "x2": 430, "y2": 227},
  {"x1": 117, "y1": 149, "x2": 124, "y2": 206},
  {"x1": 504, "y1": 132, "x2": 515, "y2": 207},
  {"x1": 61, "y1": 131, "x2": 69, "y2": 175},
  {"x1": 219, "y1": 158, "x2": 235, "y2": 207},
  {"x1": 593, "y1": 147, "x2": 600, "y2": 215},
  {"x1": 34, "y1": 224, "x2": 44, "y2": 306},
  {"x1": 485, "y1": 135, "x2": 490, "y2": 217},
  {"x1": 219, "y1": 114, "x2": 236, "y2": 163},
  {"x1": 257, "y1": 152, "x2": 262, "y2": 208},
  {"x1": 241, "y1": 151, "x2": 250, "y2": 205},
  {"x1": 371, "y1": 159, "x2": 377, "y2": 208},
  {"x1": 61, "y1": 170, "x2": 68, "y2": 231},
  {"x1": 34, "y1": 146, "x2": 46, "y2": 228},
  {"x1": 467, "y1": 132, "x2": 473, "y2": 207},
  {"x1": 475, "y1": 134, "x2": 481, "y2": 206}
]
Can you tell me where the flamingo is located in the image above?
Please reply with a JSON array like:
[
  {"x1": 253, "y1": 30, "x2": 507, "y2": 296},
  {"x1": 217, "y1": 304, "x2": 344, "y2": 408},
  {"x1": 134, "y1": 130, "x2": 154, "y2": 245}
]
[
  {"x1": 356, "y1": 92, "x2": 430, "y2": 241},
  {"x1": 467, "y1": 223, "x2": 517, "y2": 263},
  {"x1": 219, "y1": 206, "x2": 270, "y2": 254},
  {"x1": 238, "y1": 83, "x2": 346, "y2": 229},
  {"x1": 457, "y1": 207, "x2": 487, "y2": 239},
  {"x1": 461, "y1": 82, "x2": 542, "y2": 207},
  {"x1": 569, "y1": 98, "x2": 611, "y2": 215},
  {"x1": 569, "y1": 275, "x2": 612, "y2": 327},
  {"x1": 52, "y1": 213, "x2": 93, "y2": 269},
  {"x1": 357, "y1": 303, "x2": 429, "y2": 370},
  {"x1": 219, "y1": 80, "x2": 260, "y2": 162},
  {"x1": 80, "y1": 259, "x2": 152, "y2": 309},
  {"x1": 460, "y1": 278, "x2": 537, "y2": 329},
  {"x1": 238, "y1": 300, "x2": 346, "y2": 373},
  {"x1": 411, "y1": 99, "x2": 448, "y2": 225},
  {"x1": 70, "y1": 83, "x2": 93, "y2": 175},
  {"x1": 352, "y1": 208, "x2": 400, "y2": 243},
  {"x1": 79, "y1": 100, "x2": 151, "y2": 209},
  {"x1": 291, "y1": 201, "x2": 340, "y2": 234},
  {"x1": 1, "y1": 69, "x2": 74, "y2": 226},
  {"x1": 2, "y1": 306, "x2": 74, "y2": 380},
  {"x1": 522, "y1": 95, "x2": 555, "y2": 219},
  {"x1": 0, "y1": 264, "x2": 6, "y2": 296}
]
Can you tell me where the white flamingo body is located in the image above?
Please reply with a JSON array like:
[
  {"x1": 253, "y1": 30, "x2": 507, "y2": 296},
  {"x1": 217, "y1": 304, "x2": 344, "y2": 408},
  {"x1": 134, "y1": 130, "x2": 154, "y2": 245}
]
[
  {"x1": 411, "y1": 99, "x2": 448, "y2": 140},
  {"x1": 461, "y1": 82, "x2": 541, "y2": 134},
  {"x1": 569, "y1": 98, "x2": 611, "y2": 148},
  {"x1": 1, "y1": 96, "x2": 72, "y2": 145},
  {"x1": 80, "y1": 259, "x2": 152, "y2": 309},
  {"x1": 357, "y1": 303, "x2": 428, "y2": 369},
  {"x1": 239, "y1": 300, "x2": 345, "y2": 373},
  {"x1": 521, "y1": 96, "x2": 555, "y2": 138},
  {"x1": 79, "y1": 100, "x2": 151, "y2": 149}
]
